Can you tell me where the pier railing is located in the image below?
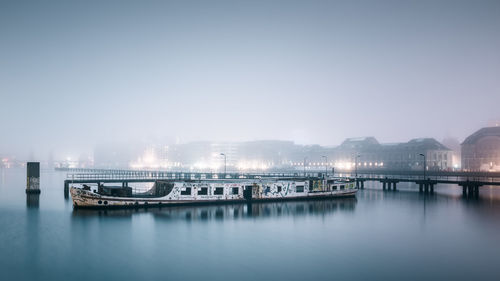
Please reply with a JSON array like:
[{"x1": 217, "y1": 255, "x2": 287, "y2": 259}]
[{"x1": 65, "y1": 170, "x2": 319, "y2": 181}]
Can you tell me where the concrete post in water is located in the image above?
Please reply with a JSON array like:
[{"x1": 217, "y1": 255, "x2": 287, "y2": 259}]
[{"x1": 26, "y1": 162, "x2": 41, "y2": 194}]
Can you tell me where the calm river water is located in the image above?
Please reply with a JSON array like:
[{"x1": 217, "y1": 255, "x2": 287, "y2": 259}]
[{"x1": 1, "y1": 168, "x2": 500, "y2": 281}]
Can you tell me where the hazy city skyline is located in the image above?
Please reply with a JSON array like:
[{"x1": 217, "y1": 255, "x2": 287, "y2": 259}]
[{"x1": 1, "y1": 0, "x2": 499, "y2": 159}]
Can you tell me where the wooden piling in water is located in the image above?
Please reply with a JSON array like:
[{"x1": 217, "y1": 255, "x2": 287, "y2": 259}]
[{"x1": 26, "y1": 162, "x2": 41, "y2": 194}]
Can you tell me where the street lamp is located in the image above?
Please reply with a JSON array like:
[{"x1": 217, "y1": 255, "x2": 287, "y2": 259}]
[
  {"x1": 322, "y1": 155, "x2": 328, "y2": 192},
  {"x1": 321, "y1": 155, "x2": 328, "y2": 178},
  {"x1": 220, "y1": 153, "x2": 226, "y2": 177},
  {"x1": 303, "y1": 157, "x2": 308, "y2": 177},
  {"x1": 419, "y1": 153, "x2": 426, "y2": 180},
  {"x1": 355, "y1": 155, "x2": 360, "y2": 187}
]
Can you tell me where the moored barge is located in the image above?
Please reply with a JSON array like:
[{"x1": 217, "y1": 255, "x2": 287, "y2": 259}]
[{"x1": 70, "y1": 177, "x2": 357, "y2": 209}]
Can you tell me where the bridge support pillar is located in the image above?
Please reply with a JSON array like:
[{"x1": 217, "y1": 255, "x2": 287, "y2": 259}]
[
  {"x1": 430, "y1": 184, "x2": 434, "y2": 193},
  {"x1": 419, "y1": 183, "x2": 423, "y2": 192},
  {"x1": 382, "y1": 182, "x2": 386, "y2": 190}
]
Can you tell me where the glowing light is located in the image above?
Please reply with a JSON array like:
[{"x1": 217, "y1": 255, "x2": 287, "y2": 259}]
[
  {"x1": 236, "y1": 160, "x2": 269, "y2": 171},
  {"x1": 129, "y1": 147, "x2": 170, "y2": 169}
]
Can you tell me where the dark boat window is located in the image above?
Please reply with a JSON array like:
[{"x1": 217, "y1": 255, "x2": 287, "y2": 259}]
[
  {"x1": 214, "y1": 187, "x2": 224, "y2": 195},
  {"x1": 232, "y1": 187, "x2": 239, "y2": 195},
  {"x1": 198, "y1": 187, "x2": 208, "y2": 195},
  {"x1": 181, "y1": 187, "x2": 191, "y2": 195},
  {"x1": 277, "y1": 186, "x2": 282, "y2": 192},
  {"x1": 332, "y1": 185, "x2": 337, "y2": 190},
  {"x1": 340, "y1": 185, "x2": 345, "y2": 190},
  {"x1": 296, "y1": 185, "x2": 304, "y2": 193}
]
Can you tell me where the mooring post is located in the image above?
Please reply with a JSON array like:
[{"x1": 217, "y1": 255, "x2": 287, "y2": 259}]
[
  {"x1": 26, "y1": 162, "x2": 41, "y2": 194},
  {"x1": 64, "y1": 180, "x2": 69, "y2": 198}
]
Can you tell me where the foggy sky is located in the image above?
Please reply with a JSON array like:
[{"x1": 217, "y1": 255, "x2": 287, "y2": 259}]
[{"x1": 1, "y1": 0, "x2": 499, "y2": 159}]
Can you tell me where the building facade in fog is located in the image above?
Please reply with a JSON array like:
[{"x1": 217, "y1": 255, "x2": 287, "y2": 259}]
[
  {"x1": 331, "y1": 137, "x2": 453, "y2": 171},
  {"x1": 461, "y1": 127, "x2": 500, "y2": 171},
  {"x1": 92, "y1": 137, "x2": 453, "y2": 171}
]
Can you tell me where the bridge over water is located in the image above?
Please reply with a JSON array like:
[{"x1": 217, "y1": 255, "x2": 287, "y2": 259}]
[
  {"x1": 60, "y1": 168, "x2": 500, "y2": 198},
  {"x1": 355, "y1": 175, "x2": 500, "y2": 198}
]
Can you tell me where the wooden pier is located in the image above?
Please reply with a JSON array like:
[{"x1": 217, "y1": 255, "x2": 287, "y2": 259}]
[
  {"x1": 61, "y1": 168, "x2": 500, "y2": 199},
  {"x1": 355, "y1": 176, "x2": 500, "y2": 198},
  {"x1": 62, "y1": 170, "x2": 326, "y2": 197}
]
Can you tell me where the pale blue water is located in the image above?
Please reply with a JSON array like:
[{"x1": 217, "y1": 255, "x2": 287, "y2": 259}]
[{"x1": 1, "y1": 168, "x2": 500, "y2": 281}]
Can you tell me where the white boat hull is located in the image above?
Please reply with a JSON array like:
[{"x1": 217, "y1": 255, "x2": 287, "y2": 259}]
[{"x1": 70, "y1": 180, "x2": 357, "y2": 209}]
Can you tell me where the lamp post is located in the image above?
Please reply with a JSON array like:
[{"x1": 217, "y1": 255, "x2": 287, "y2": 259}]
[
  {"x1": 303, "y1": 157, "x2": 307, "y2": 177},
  {"x1": 322, "y1": 155, "x2": 328, "y2": 191},
  {"x1": 419, "y1": 153, "x2": 426, "y2": 180},
  {"x1": 322, "y1": 155, "x2": 328, "y2": 178},
  {"x1": 355, "y1": 155, "x2": 360, "y2": 187},
  {"x1": 220, "y1": 153, "x2": 226, "y2": 177}
]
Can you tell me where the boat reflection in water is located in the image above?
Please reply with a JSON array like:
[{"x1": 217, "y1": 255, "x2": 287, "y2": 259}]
[
  {"x1": 72, "y1": 198, "x2": 357, "y2": 221},
  {"x1": 26, "y1": 193, "x2": 40, "y2": 208}
]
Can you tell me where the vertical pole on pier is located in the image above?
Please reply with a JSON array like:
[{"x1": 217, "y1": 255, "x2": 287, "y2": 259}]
[
  {"x1": 303, "y1": 158, "x2": 306, "y2": 177},
  {"x1": 26, "y1": 162, "x2": 41, "y2": 194}
]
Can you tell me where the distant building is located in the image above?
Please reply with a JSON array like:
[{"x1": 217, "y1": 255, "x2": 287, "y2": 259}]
[
  {"x1": 331, "y1": 137, "x2": 452, "y2": 171},
  {"x1": 92, "y1": 137, "x2": 453, "y2": 172},
  {"x1": 461, "y1": 127, "x2": 500, "y2": 171}
]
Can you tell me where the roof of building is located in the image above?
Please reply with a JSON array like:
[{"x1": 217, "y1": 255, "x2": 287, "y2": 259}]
[
  {"x1": 340, "y1": 137, "x2": 379, "y2": 149},
  {"x1": 462, "y1": 126, "x2": 500, "y2": 145},
  {"x1": 404, "y1": 138, "x2": 450, "y2": 150}
]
